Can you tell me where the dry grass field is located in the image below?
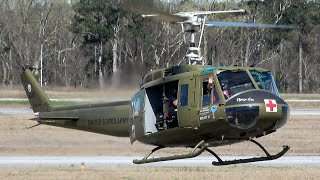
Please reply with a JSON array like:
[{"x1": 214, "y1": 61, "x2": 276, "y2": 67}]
[
  {"x1": 0, "y1": 87, "x2": 319, "y2": 179},
  {"x1": 0, "y1": 86, "x2": 137, "y2": 99},
  {"x1": 0, "y1": 115, "x2": 319, "y2": 157},
  {"x1": 0, "y1": 116, "x2": 319, "y2": 179},
  {"x1": 0, "y1": 166, "x2": 319, "y2": 180},
  {"x1": 1, "y1": 86, "x2": 320, "y2": 108}
]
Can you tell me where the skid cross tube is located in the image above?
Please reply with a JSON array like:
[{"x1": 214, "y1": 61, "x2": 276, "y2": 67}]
[
  {"x1": 211, "y1": 140, "x2": 290, "y2": 166},
  {"x1": 133, "y1": 140, "x2": 207, "y2": 164}
]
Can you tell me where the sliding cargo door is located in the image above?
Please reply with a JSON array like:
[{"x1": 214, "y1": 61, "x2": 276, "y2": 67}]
[{"x1": 178, "y1": 77, "x2": 199, "y2": 128}]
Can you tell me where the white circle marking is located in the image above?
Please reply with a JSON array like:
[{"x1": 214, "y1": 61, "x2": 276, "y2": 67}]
[{"x1": 27, "y1": 84, "x2": 32, "y2": 93}]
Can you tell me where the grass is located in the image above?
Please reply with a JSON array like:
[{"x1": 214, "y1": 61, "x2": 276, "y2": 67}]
[
  {"x1": 281, "y1": 93, "x2": 320, "y2": 100},
  {"x1": 0, "y1": 87, "x2": 319, "y2": 179},
  {"x1": 0, "y1": 114, "x2": 319, "y2": 156},
  {"x1": 0, "y1": 86, "x2": 137, "y2": 99},
  {"x1": 2, "y1": 100, "x2": 319, "y2": 109},
  {"x1": 1, "y1": 87, "x2": 320, "y2": 108},
  {"x1": 0, "y1": 100, "x2": 81, "y2": 107},
  {"x1": 0, "y1": 114, "x2": 319, "y2": 179},
  {"x1": 0, "y1": 166, "x2": 319, "y2": 180},
  {"x1": 0, "y1": 86, "x2": 135, "y2": 108}
]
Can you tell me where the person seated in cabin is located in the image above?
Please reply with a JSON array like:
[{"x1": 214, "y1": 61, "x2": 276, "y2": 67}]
[
  {"x1": 166, "y1": 94, "x2": 178, "y2": 122},
  {"x1": 162, "y1": 96, "x2": 170, "y2": 120},
  {"x1": 156, "y1": 96, "x2": 170, "y2": 130}
]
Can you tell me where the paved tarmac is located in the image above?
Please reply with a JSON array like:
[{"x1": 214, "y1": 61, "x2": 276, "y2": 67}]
[
  {"x1": 0, "y1": 108, "x2": 33, "y2": 115},
  {"x1": 0, "y1": 156, "x2": 318, "y2": 167},
  {"x1": 290, "y1": 109, "x2": 320, "y2": 116}
]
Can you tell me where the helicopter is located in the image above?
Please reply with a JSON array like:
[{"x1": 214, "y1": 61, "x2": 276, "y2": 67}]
[{"x1": 21, "y1": 3, "x2": 292, "y2": 166}]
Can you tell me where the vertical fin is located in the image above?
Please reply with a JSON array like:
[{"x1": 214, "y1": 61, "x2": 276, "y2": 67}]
[{"x1": 21, "y1": 68, "x2": 53, "y2": 112}]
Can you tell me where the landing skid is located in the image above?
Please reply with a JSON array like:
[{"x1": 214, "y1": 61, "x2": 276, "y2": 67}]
[
  {"x1": 133, "y1": 140, "x2": 207, "y2": 164},
  {"x1": 211, "y1": 140, "x2": 290, "y2": 166},
  {"x1": 133, "y1": 140, "x2": 290, "y2": 166}
]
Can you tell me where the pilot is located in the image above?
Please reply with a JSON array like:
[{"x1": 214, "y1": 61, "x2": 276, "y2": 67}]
[{"x1": 221, "y1": 82, "x2": 230, "y2": 99}]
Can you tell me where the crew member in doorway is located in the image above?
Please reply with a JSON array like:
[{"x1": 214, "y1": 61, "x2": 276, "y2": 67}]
[
  {"x1": 167, "y1": 93, "x2": 178, "y2": 128},
  {"x1": 168, "y1": 95, "x2": 177, "y2": 120},
  {"x1": 207, "y1": 76, "x2": 219, "y2": 103}
]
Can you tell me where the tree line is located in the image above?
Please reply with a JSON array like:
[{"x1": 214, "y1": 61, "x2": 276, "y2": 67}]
[{"x1": 0, "y1": 0, "x2": 319, "y2": 93}]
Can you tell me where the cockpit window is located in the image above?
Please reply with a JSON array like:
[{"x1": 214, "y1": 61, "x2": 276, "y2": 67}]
[
  {"x1": 250, "y1": 70, "x2": 280, "y2": 96},
  {"x1": 217, "y1": 70, "x2": 255, "y2": 99}
]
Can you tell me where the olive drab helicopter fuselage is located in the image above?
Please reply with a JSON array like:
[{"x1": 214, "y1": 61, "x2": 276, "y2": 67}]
[
  {"x1": 20, "y1": 4, "x2": 292, "y2": 165},
  {"x1": 130, "y1": 65, "x2": 289, "y2": 148},
  {"x1": 21, "y1": 65, "x2": 290, "y2": 166}
]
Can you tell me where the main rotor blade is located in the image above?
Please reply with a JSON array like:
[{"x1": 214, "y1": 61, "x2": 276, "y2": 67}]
[
  {"x1": 206, "y1": 21, "x2": 294, "y2": 29},
  {"x1": 121, "y1": 2, "x2": 186, "y2": 23},
  {"x1": 175, "y1": 9, "x2": 246, "y2": 16}
]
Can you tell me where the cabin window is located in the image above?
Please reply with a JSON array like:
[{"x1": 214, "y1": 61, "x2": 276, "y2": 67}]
[
  {"x1": 250, "y1": 70, "x2": 280, "y2": 96},
  {"x1": 217, "y1": 70, "x2": 255, "y2": 99},
  {"x1": 202, "y1": 76, "x2": 220, "y2": 107},
  {"x1": 131, "y1": 90, "x2": 145, "y2": 122},
  {"x1": 131, "y1": 96, "x2": 142, "y2": 118},
  {"x1": 180, "y1": 84, "x2": 188, "y2": 106}
]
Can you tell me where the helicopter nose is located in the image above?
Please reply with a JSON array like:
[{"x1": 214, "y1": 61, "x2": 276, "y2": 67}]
[{"x1": 224, "y1": 90, "x2": 289, "y2": 130}]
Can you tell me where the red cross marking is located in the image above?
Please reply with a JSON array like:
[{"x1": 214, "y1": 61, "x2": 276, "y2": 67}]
[
  {"x1": 264, "y1": 99, "x2": 277, "y2": 112},
  {"x1": 266, "y1": 100, "x2": 277, "y2": 112}
]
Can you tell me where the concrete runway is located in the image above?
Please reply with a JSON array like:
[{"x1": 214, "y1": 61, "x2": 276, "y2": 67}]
[
  {"x1": 290, "y1": 109, "x2": 320, "y2": 116},
  {"x1": 0, "y1": 108, "x2": 33, "y2": 115},
  {"x1": 1, "y1": 108, "x2": 320, "y2": 116},
  {"x1": 0, "y1": 156, "x2": 319, "y2": 167}
]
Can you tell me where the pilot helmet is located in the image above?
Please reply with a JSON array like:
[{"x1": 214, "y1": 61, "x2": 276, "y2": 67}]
[{"x1": 221, "y1": 82, "x2": 228, "y2": 90}]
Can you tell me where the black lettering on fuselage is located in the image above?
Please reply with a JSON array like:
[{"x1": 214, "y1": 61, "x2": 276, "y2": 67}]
[{"x1": 88, "y1": 118, "x2": 129, "y2": 126}]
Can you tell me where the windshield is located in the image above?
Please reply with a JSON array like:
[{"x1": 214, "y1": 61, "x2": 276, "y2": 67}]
[
  {"x1": 217, "y1": 70, "x2": 255, "y2": 99},
  {"x1": 250, "y1": 70, "x2": 280, "y2": 96}
]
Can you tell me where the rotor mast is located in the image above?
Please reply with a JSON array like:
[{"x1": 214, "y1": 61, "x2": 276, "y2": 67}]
[
  {"x1": 175, "y1": 10, "x2": 246, "y2": 65},
  {"x1": 135, "y1": 7, "x2": 246, "y2": 66},
  {"x1": 184, "y1": 16, "x2": 206, "y2": 65}
]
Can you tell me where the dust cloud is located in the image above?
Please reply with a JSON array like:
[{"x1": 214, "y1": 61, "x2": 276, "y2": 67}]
[{"x1": 108, "y1": 62, "x2": 149, "y2": 89}]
